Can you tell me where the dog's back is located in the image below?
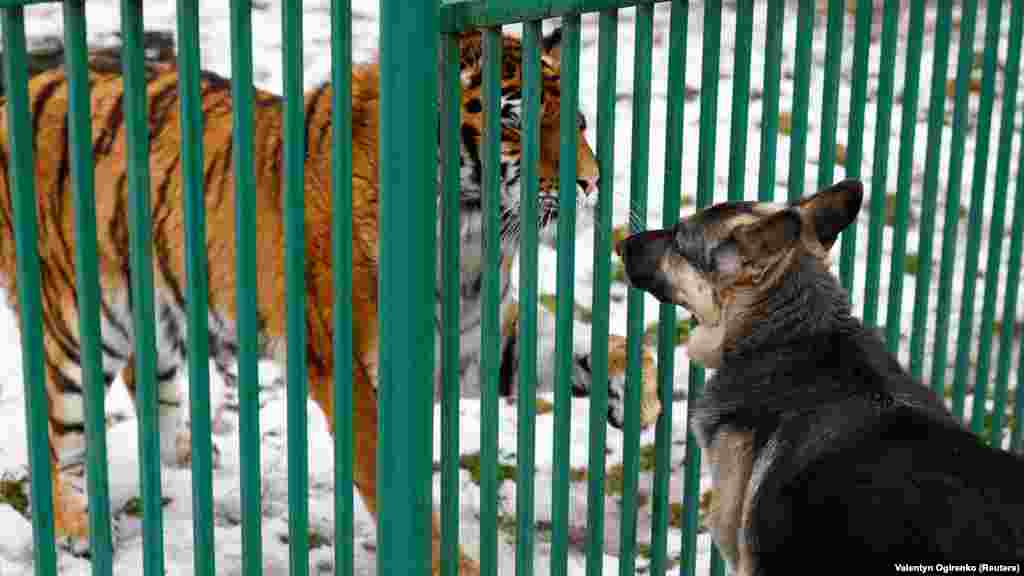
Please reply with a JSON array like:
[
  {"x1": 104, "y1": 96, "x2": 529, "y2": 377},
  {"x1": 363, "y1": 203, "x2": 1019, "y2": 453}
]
[{"x1": 750, "y1": 327, "x2": 1024, "y2": 567}]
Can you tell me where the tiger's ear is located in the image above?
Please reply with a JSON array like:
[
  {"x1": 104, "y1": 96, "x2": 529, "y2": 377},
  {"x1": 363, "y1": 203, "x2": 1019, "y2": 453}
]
[{"x1": 541, "y1": 26, "x2": 562, "y2": 61}]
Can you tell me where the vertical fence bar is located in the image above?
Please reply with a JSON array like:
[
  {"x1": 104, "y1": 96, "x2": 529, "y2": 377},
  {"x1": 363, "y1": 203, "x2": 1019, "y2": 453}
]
[
  {"x1": 786, "y1": 0, "x2": 813, "y2": 202},
  {"x1": 281, "y1": 0, "x2": 310, "y2": 571},
  {"x1": 1, "y1": 8, "x2": 58, "y2": 575},
  {"x1": 861, "y1": 0, "x2": 899, "y2": 330},
  {"x1": 883, "y1": 0, "x2": 925, "y2": 353},
  {"x1": 815, "y1": 0, "x2": 844, "y2": 192},
  {"x1": 649, "y1": 4, "x2": 687, "y2": 574},
  {"x1": 839, "y1": 0, "x2": 873, "y2": 294},
  {"x1": 757, "y1": 0, "x2": 782, "y2": 202},
  {"x1": 726, "y1": 0, "x2": 752, "y2": 202},
  {"x1": 174, "y1": 1, "x2": 216, "y2": 572},
  {"x1": 228, "y1": 1, "x2": 263, "y2": 572},
  {"x1": 330, "y1": 1, "x2": 355, "y2": 574},
  {"x1": 970, "y1": 0, "x2": 1022, "y2": 436},
  {"x1": 120, "y1": 2, "x2": 166, "y2": 573},
  {"x1": 440, "y1": 28, "x2": 462, "y2": 576},
  {"x1": 516, "y1": 20, "x2": 541, "y2": 576},
  {"x1": 480, "y1": 26, "x2": 503, "y2": 576},
  {"x1": 551, "y1": 15, "x2": 581, "y2": 576},
  {"x1": 931, "y1": 0, "x2": 977, "y2": 398},
  {"x1": 992, "y1": 137, "x2": 1024, "y2": 448},
  {"x1": 952, "y1": 0, "x2": 1003, "y2": 421},
  {"x1": 1014, "y1": 326, "x2": 1024, "y2": 451},
  {"x1": 682, "y1": 3, "x2": 720, "y2": 574},
  {"x1": 585, "y1": 10, "x2": 617, "y2": 576},
  {"x1": 618, "y1": 5, "x2": 654, "y2": 575},
  {"x1": 377, "y1": 0, "x2": 437, "y2": 572},
  {"x1": 62, "y1": 1, "x2": 114, "y2": 570},
  {"x1": 908, "y1": 0, "x2": 952, "y2": 380}
]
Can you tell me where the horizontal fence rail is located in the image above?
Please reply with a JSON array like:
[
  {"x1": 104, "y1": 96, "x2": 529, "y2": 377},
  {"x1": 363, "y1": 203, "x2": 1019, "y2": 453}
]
[{"x1": 0, "y1": 1, "x2": 1021, "y2": 575}]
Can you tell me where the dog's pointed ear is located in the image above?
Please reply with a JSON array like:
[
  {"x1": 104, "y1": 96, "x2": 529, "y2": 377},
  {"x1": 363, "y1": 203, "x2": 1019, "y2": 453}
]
[
  {"x1": 541, "y1": 26, "x2": 562, "y2": 61},
  {"x1": 713, "y1": 209, "x2": 802, "y2": 278},
  {"x1": 795, "y1": 179, "x2": 863, "y2": 251}
]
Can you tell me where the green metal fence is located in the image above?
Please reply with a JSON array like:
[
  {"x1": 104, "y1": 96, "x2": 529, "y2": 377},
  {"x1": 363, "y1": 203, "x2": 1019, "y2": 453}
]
[{"x1": 1, "y1": 1, "x2": 1023, "y2": 575}]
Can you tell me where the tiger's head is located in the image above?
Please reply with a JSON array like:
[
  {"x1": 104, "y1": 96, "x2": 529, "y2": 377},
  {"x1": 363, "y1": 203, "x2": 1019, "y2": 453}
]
[{"x1": 455, "y1": 28, "x2": 600, "y2": 248}]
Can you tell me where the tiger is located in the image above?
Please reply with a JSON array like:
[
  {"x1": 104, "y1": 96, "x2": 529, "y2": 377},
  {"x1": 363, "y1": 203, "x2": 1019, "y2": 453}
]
[{"x1": 0, "y1": 28, "x2": 662, "y2": 571}]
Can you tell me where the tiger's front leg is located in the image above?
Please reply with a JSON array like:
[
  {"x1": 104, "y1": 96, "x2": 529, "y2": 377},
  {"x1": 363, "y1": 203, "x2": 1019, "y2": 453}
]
[{"x1": 502, "y1": 302, "x2": 661, "y2": 429}]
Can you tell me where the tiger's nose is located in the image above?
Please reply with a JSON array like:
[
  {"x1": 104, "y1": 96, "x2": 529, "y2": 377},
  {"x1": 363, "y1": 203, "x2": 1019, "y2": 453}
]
[{"x1": 577, "y1": 177, "x2": 599, "y2": 196}]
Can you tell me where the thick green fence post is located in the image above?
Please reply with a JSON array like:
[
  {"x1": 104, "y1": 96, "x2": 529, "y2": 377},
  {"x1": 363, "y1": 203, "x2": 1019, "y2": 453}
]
[
  {"x1": 551, "y1": 14, "x2": 581, "y2": 576},
  {"x1": 175, "y1": 1, "x2": 216, "y2": 571},
  {"x1": 480, "y1": 26, "x2": 502, "y2": 576},
  {"x1": 228, "y1": 0, "x2": 263, "y2": 572},
  {"x1": 650, "y1": 4, "x2": 687, "y2": 574},
  {"x1": 1, "y1": 7, "x2": 58, "y2": 575},
  {"x1": 331, "y1": 0, "x2": 355, "y2": 574},
  {"x1": 281, "y1": 1, "x2": 310, "y2": 572},
  {"x1": 121, "y1": 1, "x2": 167, "y2": 573},
  {"x1": 909, "y1": 0, "x2": 952, "y2": 381},
  {"x1": 62, "y1": 1, "x2": 114, "y2": 570},
  {"x1": 378, "y1": 1, "x2": 437, "y2": 572},
  {"x1": 516, "y1": 19, "x2": 541, "y2": 576},
  {"x1": 440, "y1": 28, "x2": 462, "y2": 576},
  {"x1": 585, "y1": 10, "x2": 617, "y2": 576}
]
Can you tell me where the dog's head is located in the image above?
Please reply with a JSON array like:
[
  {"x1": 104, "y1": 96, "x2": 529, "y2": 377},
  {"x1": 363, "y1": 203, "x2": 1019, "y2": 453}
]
[{"x1": 616, "y1": 179, "x2": 863, "y2": 368}]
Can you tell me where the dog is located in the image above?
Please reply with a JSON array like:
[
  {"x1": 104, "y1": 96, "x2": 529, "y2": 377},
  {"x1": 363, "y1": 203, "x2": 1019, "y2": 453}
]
[{"x1": 616, "y1": 179, "x2": 1024, "y2": 572}]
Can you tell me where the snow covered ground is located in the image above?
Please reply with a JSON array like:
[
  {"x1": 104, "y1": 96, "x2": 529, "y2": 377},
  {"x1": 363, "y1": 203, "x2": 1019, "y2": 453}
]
[{"x1": 0, "y1": 1, "x2": 1022, "y2": 574}]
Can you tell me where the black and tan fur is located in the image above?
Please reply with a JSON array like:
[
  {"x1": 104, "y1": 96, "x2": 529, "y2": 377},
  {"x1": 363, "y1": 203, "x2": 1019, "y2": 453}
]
[
  {"x1": 618, "y1": 179, "x2": 1024, "y2": 572},
  {"x1": 0, "y1": 30, "x2": 661, "y2": 569}
]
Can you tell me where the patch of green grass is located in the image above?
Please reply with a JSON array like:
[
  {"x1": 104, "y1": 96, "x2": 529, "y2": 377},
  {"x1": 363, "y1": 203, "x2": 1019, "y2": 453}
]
[
  {"x1": 612, "y1": 260, "x2": 627, "y2": 283},
  {"x1": 903, "y1": 253, "x2": 920, "y2": 276},
  {"x1": 979, "y1": 411, "x2": 1017, "y2": 445},
  {"x1": 638, "y1": 444, "x2": 659, "y2": 472},
  {"x1": 459, "y1": 452, "x2": 518, "y2": 485},
  {"x1": 0, "y1": 476, "x2": 29, "y2": 517},
  {"x1": 570, "y1": 467, "x2": 588, "y2": 482},
  {"x1": 884, "y1": 193, "x2": 898, "y2": 227},
  {"x1": 637, "y1": 542, "x2": 652, "y2": 559},
  {"x1": 612, "y1": 225, "x2": 630, "y2": 248},
  {"x1": 993, "y1": 319, "x2": 1024, "y2": 337},
  {"x1": 669, "y1": 502, "x2": 684, "y2": 529},
  {"x1": 122, "y1": 495, "x2": 173, "y2": 517}
]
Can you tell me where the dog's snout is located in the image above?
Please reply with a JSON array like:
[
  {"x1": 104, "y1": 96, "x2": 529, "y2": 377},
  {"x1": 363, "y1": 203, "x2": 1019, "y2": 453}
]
[{"x1": 617, "y1": 229, "x2": 674, "y2": 301}]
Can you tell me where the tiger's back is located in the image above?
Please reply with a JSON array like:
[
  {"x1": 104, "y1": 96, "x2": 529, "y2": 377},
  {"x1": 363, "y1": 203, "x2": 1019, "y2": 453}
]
[{"x1": 0, "y1": 53, "x2": 387, "y2": 552}]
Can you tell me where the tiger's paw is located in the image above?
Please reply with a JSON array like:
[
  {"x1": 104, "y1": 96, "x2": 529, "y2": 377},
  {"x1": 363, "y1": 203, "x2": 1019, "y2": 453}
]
[
  {"x1": 53, "y1": 469, "x2": 117, "y2": 558},
  {"x1": 576, "y1": 334, "x2": 661, "y2": 429}
]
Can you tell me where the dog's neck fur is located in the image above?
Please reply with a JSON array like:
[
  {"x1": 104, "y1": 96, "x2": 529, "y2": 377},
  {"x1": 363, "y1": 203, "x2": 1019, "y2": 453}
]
[
  {"x1": 694, "y1": 253, "x2": 952, "y2": 448},
  {"x1": 724, "y1": 253, "x2": 856, "y2": 363}
]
